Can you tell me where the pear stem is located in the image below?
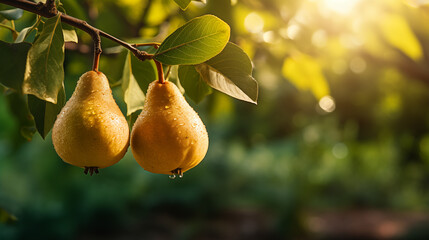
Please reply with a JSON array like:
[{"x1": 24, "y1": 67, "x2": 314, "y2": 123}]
[
  {"x1": 92, "y1": 30, "x2": 102, "y2": 72},
  {"x1": 155, "y1": 60, "x2": 165, "y2": 84}
]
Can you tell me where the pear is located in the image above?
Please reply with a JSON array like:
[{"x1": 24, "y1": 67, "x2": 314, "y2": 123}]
[
  {"x1": 131, "y1": 80, "x2": 209, "y2": 177},
  {"x1": 52, "y1": 71, "x2": 129, "y2": 174}
]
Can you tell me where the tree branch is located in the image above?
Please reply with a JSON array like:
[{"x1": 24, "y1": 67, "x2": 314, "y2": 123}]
[{"x1": 0, "y1": 0, "x2": 153, "y2": 63}]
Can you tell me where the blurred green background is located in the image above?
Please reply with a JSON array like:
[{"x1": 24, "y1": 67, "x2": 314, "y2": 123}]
[{"x1": 2, "y1": 0, "x2": 429, "y2": 239}]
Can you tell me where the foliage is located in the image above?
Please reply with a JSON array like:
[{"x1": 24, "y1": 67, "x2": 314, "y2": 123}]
[{"x1": 0, "y1": 41, "x2": 30, "y2": 90}]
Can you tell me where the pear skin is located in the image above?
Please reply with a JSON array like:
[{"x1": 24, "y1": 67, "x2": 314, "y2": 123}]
[
  {"x1": 52, "y1": 71, "x2": 129, "y2": 170},
  {"x1": 131, "y1": 80, "x2": 209, "y2": 175}
]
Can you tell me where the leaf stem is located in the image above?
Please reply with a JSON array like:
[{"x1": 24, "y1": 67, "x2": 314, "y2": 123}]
[
  {"x1": 154, "y1": 60, "x2": 165, "y2": 84},
  {"x1": 132, "y1": 42, "x2": 161, "y2": 49},
  {"x1": 109, "y1": 80, "x2": 123, "y2": 88},
  {"x1": 21, "y1": 15, "x2": 42, "y2": 42},
  {"x1": 0, "y1": 23, "x2": 19, "y2": 35},
  {"x1": 164, "y1": 65, "x2": 172, "y2": 80}
]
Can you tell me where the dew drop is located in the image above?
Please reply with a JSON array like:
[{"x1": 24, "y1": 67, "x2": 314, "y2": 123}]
[
  {"x1": 191, "y1": 141, "x2": 195, "y2": 145},
  {"x1": 173, "y1": 118, "x2": 177, "y2": 121},
  {"x1": 169, "y1": 174, "x2": 176, "y2": 179},
  {"x1": 179, "y1": 123, "x2": 184, "y2": 126},
  {"x1": 164, "y1": 105, "x2": 170, "y2": 109},
  {"x1": 179, "y1": 172, "x2": 184, "y2": 178}
]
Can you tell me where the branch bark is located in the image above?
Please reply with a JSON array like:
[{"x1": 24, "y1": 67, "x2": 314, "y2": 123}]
[{"x1": 0, "y1": 0, "x2": 152, "y2": 62}]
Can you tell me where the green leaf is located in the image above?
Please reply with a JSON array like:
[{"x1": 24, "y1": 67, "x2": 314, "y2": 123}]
[
  {"x1": 0, "y1": 8, "x2": 23, "y2": 20},
  {"x1": 127, "y1": 110, "x2": 140, "y2": 129},
  {"x1": 28, "y1": 85, "x2": 65, "y2": 139},
  {"x1": 121, "y1": 52, "x2": 146, "y2": 116},
  {"x1": 15, "y1": 17, "x2": 42, "y2": 43},
  {"x1": 178, "y1": 65, "x2": 212, "y2": 104},
  {"x1": 130, "y1": 52, "x2": 157, "y2": 93},
  {"x1": 62, "y1": 24, "x2": 78, "y2": 43},
  {"x1": 195, "y1": 42, "x2": 258, "y2": 104},
  {"x1": 23, "y1": 14, "x2": 65, "y2": 104},
  {"x1": 15, "y1": 27, "x2": 32, "y2": 43},
  {"x1": 173, "y1": 0, "x2": 192, "y2": 10},
  {"x1": 282, "y1": 53, "x2": 330, "y2": 99},
  {"x1": 4, "y1": 90, "x2": 36, "y2": 141},
  {"x1": 0, "y1": 41, "x2": 31, "y2": 91},
  {"x1": 154, "y1": 15, "x2": 230, "y2": 65}
]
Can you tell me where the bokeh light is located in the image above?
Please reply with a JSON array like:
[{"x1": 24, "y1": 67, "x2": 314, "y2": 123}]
[
  {"x1": 284, "y1": 23, "x2": 301, "y2": 40},
  {"x1": 318, "y1": 96, "x2": 336, "y2": 113},
  {"x1": 349, "y1": 57, "x2": 367, "y2": 73},
  {"x1": 263, "y1": 31, "x2": 276, "y2": 43},
  {"x1": 332, "y1": 143, "x2": 349, "y2": 159},
  {"x1": 244, "y1": 12, "x2": 264, "y2": 33},
  {"x1": 312, "y1": 29, "x2": 328, "y2": 48}
]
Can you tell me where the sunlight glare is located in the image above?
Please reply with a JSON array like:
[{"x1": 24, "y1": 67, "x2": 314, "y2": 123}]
[
  {"x1": 317, "y1": 0, "x2": 361, "y2": 15},
  {"x1": 405, "y1": 0, "x2": 429, "y2": 7}
]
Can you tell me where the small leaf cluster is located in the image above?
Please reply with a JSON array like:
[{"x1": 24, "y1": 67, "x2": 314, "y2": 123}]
[{"x1": 1, "y1": 12, "x2": 70, "y2": 140}]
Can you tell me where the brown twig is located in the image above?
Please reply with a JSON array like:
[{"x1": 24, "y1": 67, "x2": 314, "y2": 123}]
[{"x1": 0, "y1": 0, "x2": 153, "y2": 62}]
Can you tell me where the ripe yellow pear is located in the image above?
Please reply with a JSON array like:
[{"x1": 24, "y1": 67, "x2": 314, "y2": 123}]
[
  {"x1": 131, "y1": 80, "x2": 209, "y2": 177},
  {"x1": 52, "y1": 71, "x2": 129, "y2": 174}
]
